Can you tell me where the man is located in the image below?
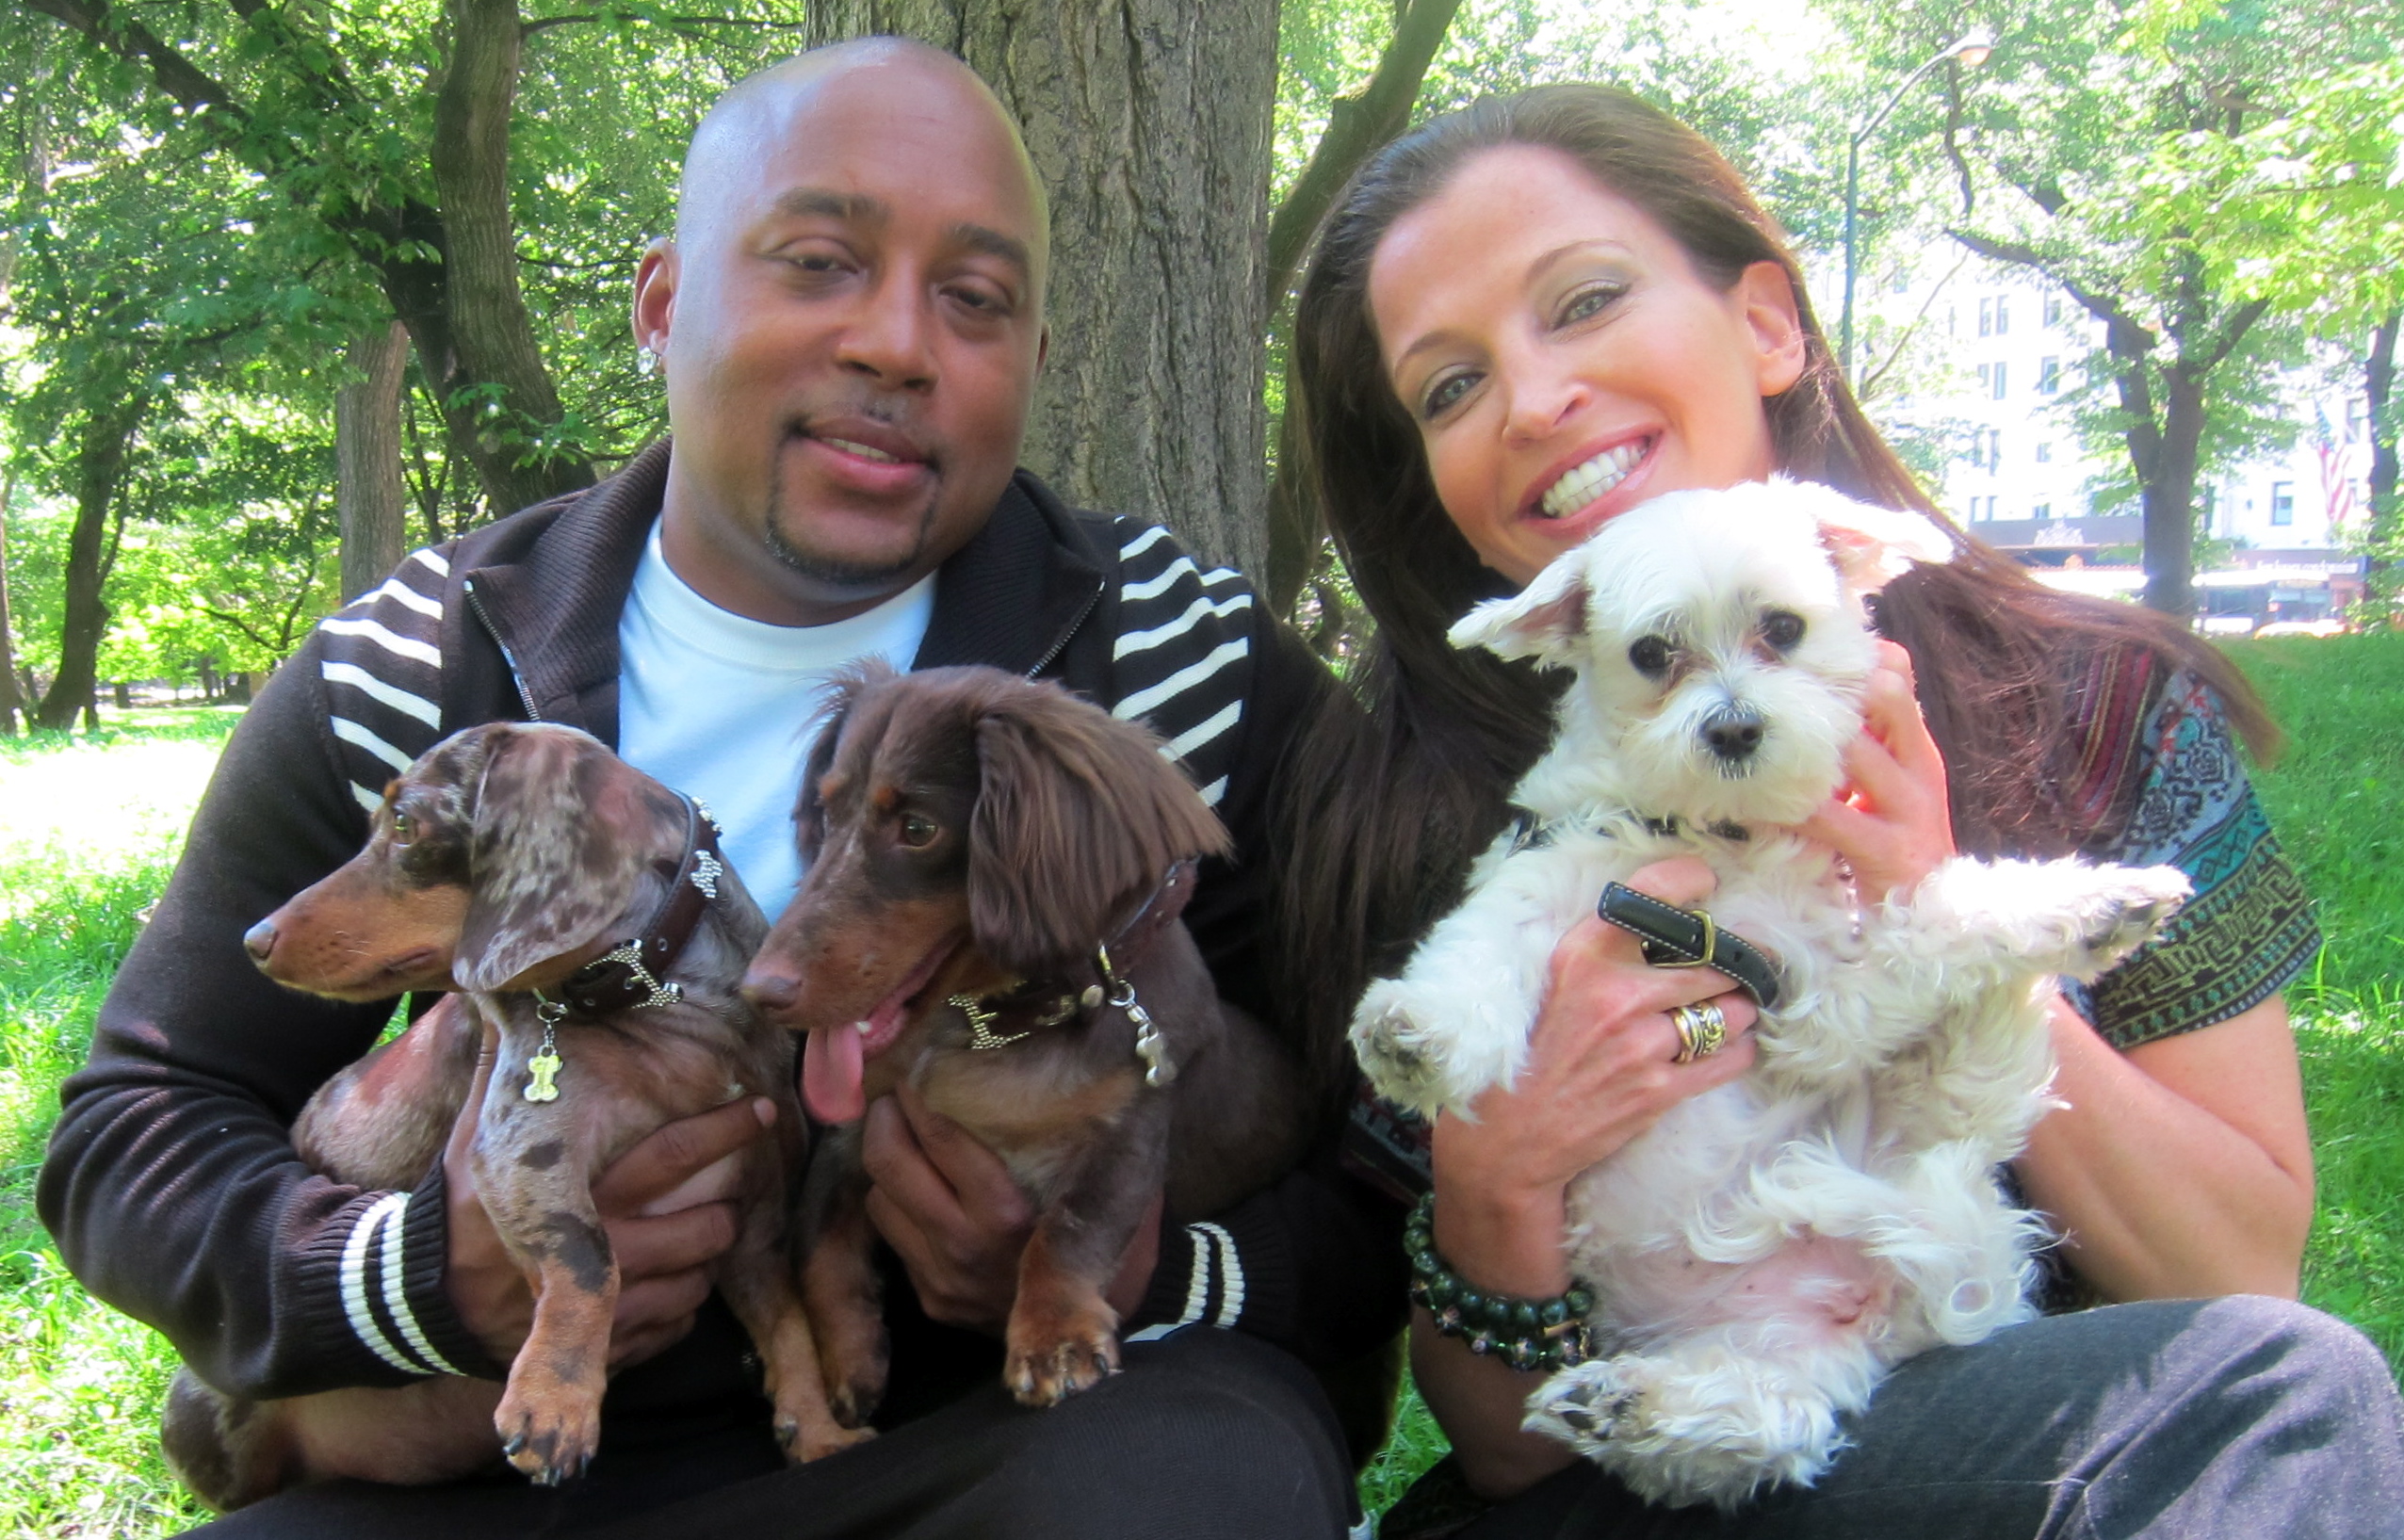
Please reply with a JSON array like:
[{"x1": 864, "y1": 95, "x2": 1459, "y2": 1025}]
[{"x1": 41, "y1": 41, "x2": 1402, "y2": 1537}]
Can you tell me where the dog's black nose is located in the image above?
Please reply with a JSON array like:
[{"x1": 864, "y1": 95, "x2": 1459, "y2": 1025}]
[
  {"x1": 1700, "y1": 709, "x2": 1764, "y2": 762},
  {"x1": 242, "y1": 918, "x2": 278, "y2": 964}
]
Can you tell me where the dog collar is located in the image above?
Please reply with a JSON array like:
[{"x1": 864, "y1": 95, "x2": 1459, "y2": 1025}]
[
  {"x1": 1596, "y1": 881, "x2": 1784, "y2": 1012},
  {"x1": 1507, "y1": 807, "x2": 1749, "y2": 853},
  {"x1": 947, "y1": 858, "x2": 1199, "y2": 1076},
  {"x1": 544, "y1": 795, "x2": 727, "y2": 1018}
]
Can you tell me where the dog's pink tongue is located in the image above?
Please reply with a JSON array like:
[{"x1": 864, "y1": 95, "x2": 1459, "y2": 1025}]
[{"x1": 803, "y1": 1023, "x2": 867, "y2": 1125}]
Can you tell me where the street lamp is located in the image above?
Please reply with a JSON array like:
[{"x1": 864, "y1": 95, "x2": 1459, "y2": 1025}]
[{"x1": 1839, "y1": 27, "x2": 1996, "y2": 387}]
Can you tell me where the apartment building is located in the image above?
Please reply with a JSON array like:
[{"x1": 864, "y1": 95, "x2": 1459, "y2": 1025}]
[{"x1": 1855, "y1": 257, "x2": 2368, "y2": 628}]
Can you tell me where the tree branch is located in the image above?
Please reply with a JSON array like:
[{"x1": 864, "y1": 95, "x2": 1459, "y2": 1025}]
[
  {"x1": 1261, "y1": 0, "x2": 1464, "y2": 311},
  {"x1": 17, "y1": 0, "x2": 254, "y2": 134},
  {"x1": 522, "y1": 9, "x2": 806, "y2": 33},
  {"x1": 2188, "y1": 296, "x2": 2269, "y2": 376}
]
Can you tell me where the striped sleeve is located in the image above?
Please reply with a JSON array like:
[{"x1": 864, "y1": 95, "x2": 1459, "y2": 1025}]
[
  {"x1": 317, "y1": 546, "x2": 453, "y2": 813},
  {"x1": 294, "y1": 1160, "x2": 493, "y2": 1382},
  {"x1": 1106, "y1": 517, "x2": 1256, "y2": 809}
]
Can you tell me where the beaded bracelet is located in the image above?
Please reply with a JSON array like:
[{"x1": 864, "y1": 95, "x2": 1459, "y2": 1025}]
[{"x1": 1405, "y1": 1192, "x2": 1597, "y2": 1373}]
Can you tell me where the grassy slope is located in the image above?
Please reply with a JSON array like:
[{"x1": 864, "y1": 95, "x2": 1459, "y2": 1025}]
[
  {"x1": 2226, "y1": 637, "x2": 2404, "y2": 1367},
  {"x1": 0, "y1": 640, "x2": 2399, "y2": 1529},
  {"x1": 0, "y1": 709, "x2": 239, "y2": 1537}
]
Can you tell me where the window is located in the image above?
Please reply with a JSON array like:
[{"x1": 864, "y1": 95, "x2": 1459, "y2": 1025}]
[
  {"x1": 2043, "y1": 293, "x2": 2063, "y2": 326},
  {"x1": 1990, "y1": 362, "x2": 2008, "y2": 400},
  {"x1": 2032, "y1": 502, "x2": 2052, "y2": 521},
  {"x1": 2270, "y1": 482, "x2": 2294, "y2": 527},
  {"x1": 1994, "y1": 296, "x2": 2009, "y2": 334},
  {"x1": 1986, "y1": 429, "x2": 2004, "y2": 470},
  {"x1": 2039, "y1": 357, "x2": 2061, "y2": 395},
  {"x1": 1978, "y1": 298, "x2": 1994, "y2": 337},
  {"x1": 2036, "y1": 441, "x2": 2054, "y2": 463}
]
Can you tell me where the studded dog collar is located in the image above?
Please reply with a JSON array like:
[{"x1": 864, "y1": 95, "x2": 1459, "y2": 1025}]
[{"x1": 545, "y1": 795, "x2": 727, "y2": 1018}]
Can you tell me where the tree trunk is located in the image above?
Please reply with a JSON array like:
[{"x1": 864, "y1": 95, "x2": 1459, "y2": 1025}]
[
  {"x1": 2139, "y1": 369, "x2": 2205, "y2": 620},
  {"x1": 428, "y1": 0, "x2": 590, "y2": 517},
  {"x1": 0, "y1": 467, "x2": 21, "y2": 735},
  {"x1": 37, "y1": 392, "x2": 144, "y2": 730},
  {"x1": 338, "y1": 319, "x2": 413, "y2": 600},
  {"x1": 809, "y1": 1, "x2": 1282, "y2": 578},
  {"x1": 2366, "y1": 309, "x2": 2400, "y2": 611}
]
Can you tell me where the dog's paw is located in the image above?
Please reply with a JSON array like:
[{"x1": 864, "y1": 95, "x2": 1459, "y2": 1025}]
[
  {"x1": 1523, "y1": 1358, "x2": 1642, "y2": 1454},
  {"x1": 778, "y1": 1415, "x2": 876, "y2": 1463},
  {"x1": 1349, "y1": 977, "x2": 1511, "y2": 1117},
  {"x1": 2065, "y1": 866, "x2": 2190, "y2": 970},
  {"x1": 1004, "y1": 1307, "x2": 1121, "y2": 1407},
  {"x1": 494, "y1": 1384, "x2": 601, "y2": 1487}
]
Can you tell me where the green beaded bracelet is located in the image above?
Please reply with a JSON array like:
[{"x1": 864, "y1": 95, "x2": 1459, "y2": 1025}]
[{"x1": 1405, "y1": 1192, "x2": 1596, "y2": 1373}]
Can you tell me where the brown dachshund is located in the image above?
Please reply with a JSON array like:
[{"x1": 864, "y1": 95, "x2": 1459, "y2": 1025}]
[
  {"x1": 741, "y1": 664, "x2": 1307, "y2": 1420},
  {"x1": 163, "y1": 721, "x2": 863, "y2": 1510}
]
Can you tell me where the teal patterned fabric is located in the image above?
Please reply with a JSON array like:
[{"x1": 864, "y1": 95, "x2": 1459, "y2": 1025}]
[{"x1": 2061, "y1": 673, "x2": 2320, "y2": 1049}]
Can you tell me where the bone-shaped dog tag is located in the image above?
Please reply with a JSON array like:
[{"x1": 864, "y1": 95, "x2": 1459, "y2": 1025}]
[{"x1": 524, "y1": 1050, "x2": 563, "y2": 1103}]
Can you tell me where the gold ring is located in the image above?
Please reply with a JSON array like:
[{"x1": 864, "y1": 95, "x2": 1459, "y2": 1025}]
[{"x1": 1669, "y1": 999, "x2": 1729, "y2": 1063}]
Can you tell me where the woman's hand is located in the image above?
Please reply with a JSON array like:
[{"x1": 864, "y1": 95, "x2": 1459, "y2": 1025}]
[
  {"x1": 1795, "y1": 640, "x2": 1956, "y2": 901},
  {"x1": 1430, "y1": 856, "x2": 1760, "y2": 1299},
  {"x1": 444, "y1": 1036, "x2": 773, "y2": 1370}
]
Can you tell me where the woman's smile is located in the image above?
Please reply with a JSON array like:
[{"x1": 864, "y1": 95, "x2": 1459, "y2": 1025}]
[{"x1": 1368, "y1": 143, "x2": 1804, "y2": 588}]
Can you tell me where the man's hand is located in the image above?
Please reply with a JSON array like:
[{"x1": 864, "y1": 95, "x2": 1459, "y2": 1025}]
[
  {"x1": 862, "y1": 1080, "x2": 1161, "y2": 1333},
  {"x1": 443, "y1": 1035, "x2": 775, "y2": 1369}
]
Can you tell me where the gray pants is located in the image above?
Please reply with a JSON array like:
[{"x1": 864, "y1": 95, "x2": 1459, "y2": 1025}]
[{"x1": 1446, "y1": 1297, "x2": 2404, "y2": 1540}]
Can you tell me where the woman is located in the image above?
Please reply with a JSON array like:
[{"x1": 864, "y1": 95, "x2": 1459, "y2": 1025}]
[{"x1": 1278, "y1": 85, "x2": 2404, "y2": 1537}]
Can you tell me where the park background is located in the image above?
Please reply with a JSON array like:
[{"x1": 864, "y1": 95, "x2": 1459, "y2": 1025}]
[{"x1": 0, "y1": 0, "x2": 2398, "y2": 1531}]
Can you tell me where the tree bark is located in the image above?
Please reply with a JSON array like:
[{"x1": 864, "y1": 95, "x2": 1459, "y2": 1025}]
[
  {"x1": 37, "y1": 390, "x2": 145, "y2": 730},
  {"x1": 2142, "y1": 369, "x2": 2206, "y2": 618},
  {"x1": 429, "y1": 0, "x2": 588, "y2": 516},
  {"x1": 2366, "y1": 310, "x2": 2400, "y2": 608},
  {"x1": 0, "y1": 468, "x2": 21, "y2": 735},
  {"x1": 809, "y1": 0, "x2": 1282, "y2": 578},
  {"x1": 338, "y1": 319, "x2": 413, "y2": 600}
]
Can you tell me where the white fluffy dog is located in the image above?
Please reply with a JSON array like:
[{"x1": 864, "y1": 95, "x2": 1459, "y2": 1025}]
[{"x1": 1351, "y1": 480, "x2": 2191, "y2": 1510}]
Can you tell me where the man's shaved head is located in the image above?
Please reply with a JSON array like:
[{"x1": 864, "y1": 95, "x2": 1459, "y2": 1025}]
[
  {"x1": 677, "y1": 40, "x2": 1048, "y2": 300},
  {"x1": 633, "y1": 36, "x2": 1054, "y2": 628}
]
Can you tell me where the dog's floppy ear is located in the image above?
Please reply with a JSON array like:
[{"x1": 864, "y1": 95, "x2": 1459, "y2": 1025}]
[
  {"x1": 1446, "y1": 546, "x2": 1593, "y2": 667},
  {"x1": 966, "y1": 684, "x2": 1231, "y2": 976},
  {"x1": 794, "y1": 661, "x2": 890, "y2": 862},
  {"x1": 1808, "y1": 483, "x2": 1955, "y2": 594},
  {"x1": 453, "y1": 725, "x2": 663, "y2": 992}
]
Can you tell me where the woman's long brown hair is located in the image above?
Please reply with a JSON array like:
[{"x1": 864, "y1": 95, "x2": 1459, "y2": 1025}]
[{"x1": 1274, "y1": 84, "x2": 2276, "y2": 1052}]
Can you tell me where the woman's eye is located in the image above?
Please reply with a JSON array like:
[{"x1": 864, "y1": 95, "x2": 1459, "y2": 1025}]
[
  {"x1": 1762, "y1": 610, "x2": 1806, "y2": 652},
  {"x1": 898, "y1": 814, "x2": 938, "y2": 849},
  {"x1": 1421, "y1": 370, "x2": 1478, "y2": 418},
  {"x1": 1558, "y1": 283, "x2": 1625, "y2": 327},
  {"x1": 1628, "y1": 636, "x2": 1673, "y2": 678}
]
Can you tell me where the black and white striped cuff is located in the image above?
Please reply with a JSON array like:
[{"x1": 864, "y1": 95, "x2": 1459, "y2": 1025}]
[
  {"x1": 1126, "y1": 1220, "x2": 1248, "y2": 1342},
  {"x1": 333, "y1": 1188, "x2": 469, "y2": 1378}
]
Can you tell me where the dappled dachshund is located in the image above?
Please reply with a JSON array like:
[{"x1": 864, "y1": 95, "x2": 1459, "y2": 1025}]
[
  {"x1": 742, "y1": 664, "x2": 1307, "y2": 1418},
  {"x1": 163, "y1": 721, "x2": 862, "y2": 1511}
]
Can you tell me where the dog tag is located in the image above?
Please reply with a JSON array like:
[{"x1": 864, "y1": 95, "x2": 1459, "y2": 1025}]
[{"x1": 524, "y1": 1050, "x2": 562, "y2": 1103}]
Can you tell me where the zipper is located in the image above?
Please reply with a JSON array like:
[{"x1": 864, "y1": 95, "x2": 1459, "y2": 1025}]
[
  {"x1": 1024, "y1": 577, "x2": 1102, "y2": 680},
  {"x1": 464, "y1": 576, "x2": 544, "y2": 722}
]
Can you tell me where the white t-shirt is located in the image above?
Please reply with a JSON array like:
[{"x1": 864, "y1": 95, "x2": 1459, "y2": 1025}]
[{"x1": 616, "y1": 521, "x2": 935, "y2": 917}]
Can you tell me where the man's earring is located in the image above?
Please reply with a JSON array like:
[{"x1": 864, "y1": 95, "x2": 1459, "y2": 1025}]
[{"x1": 637, "y1": 343, "x2": 658, "y2": 376}]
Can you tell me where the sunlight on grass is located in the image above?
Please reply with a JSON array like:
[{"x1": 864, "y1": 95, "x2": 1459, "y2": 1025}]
[{"x1": 0, "y1": 710, "x2": 232, "y2": 1538}]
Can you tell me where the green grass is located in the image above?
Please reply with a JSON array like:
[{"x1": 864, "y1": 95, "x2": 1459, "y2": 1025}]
[{"x1": 1, "y1": 644, "x2": 2401, "y2": 1532}]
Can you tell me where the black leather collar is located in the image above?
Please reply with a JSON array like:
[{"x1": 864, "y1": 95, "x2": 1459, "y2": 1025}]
[
  {"x1": 1507, "y1": 807, "x2": 1749, "y2": 854},
  {"x1": 545, "y1": 796, "x2": 726, "y2": 1017},
  {"x1": 1596, "y1": 881, "x2": 1784, "y2": 1012},
  {"x1": 951, "y1": 858, "x2": 1200, "y2": 1042}
]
